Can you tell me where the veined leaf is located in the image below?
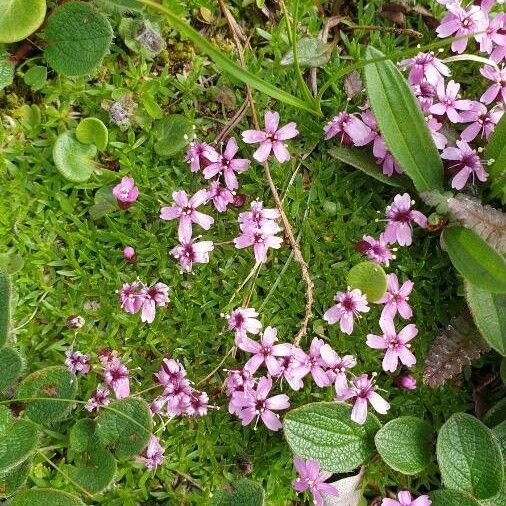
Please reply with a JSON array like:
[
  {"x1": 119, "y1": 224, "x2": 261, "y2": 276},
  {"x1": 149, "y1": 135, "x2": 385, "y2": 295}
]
[
  {"x1": 0, "y1": 0, "x2": 46, "y2": 44},
  {"x1": 210, "y1": 479, "x2": 265, "y2": 506},
  {"x1": 363, "y1": 46, "x2": 443, "y2": 192},
  {"x1": 428, "y1": 490, "x2": 480, "y2": 506},
  {"x1": 442, "y1": 226, "x2": 506, "y2": 293},
  {"x1": 9, "y1": 488, "x2": 85, "y2": 506}
]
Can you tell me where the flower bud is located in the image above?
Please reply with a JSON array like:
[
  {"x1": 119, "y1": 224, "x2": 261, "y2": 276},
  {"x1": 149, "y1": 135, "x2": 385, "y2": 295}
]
[
  {"x1": 123, "y1": 246, "x2": 137, "y2": 263},
  {"x1": 394, "y1": 374, "x2": 417, "y2": 390},
  {"x1": 66, "y1": 315, "x2": 85, "y2": 330}
]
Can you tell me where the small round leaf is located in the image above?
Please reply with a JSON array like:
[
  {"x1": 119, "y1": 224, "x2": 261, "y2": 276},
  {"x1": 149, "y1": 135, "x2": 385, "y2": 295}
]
[
  {"x1": 0, "y1": 0, "x2": 46, "y2": 44},
  {"x1": 9, "y1": 488, "x2": 85, "y2": 506},
  {"x1": 53, "y1": 132, "x2": 97, "y2": 183},
  {"x1": 375, "y1": 416, "x2": 433, "y2": 475},
  {"x1": 153, "y1": 115, "x2": 193, "y2": 157},
  {"x1": 76, "y1": 118, "x2": 109, "y2": 151},
  {"x1": 23, "y1": 66, "x2": 47, "y2": 91},
  {"x1": 347, "y1": 262, "x2": 387, "y2": 302},
  {"x1": 210, "y1": 479, "x2": 265, "y2": 506},
  {"x1": 0, "y1": 417, "x2": 38, "y2": 475}
]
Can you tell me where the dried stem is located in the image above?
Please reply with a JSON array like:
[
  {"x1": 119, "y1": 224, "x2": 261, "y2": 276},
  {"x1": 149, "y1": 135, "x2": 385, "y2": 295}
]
[
  {"x1": 344, "y1": 24, "x2": 423, "y2": 38},
  {"x1": 217, "y1": 0, "x2": 314, "y2": 346}
]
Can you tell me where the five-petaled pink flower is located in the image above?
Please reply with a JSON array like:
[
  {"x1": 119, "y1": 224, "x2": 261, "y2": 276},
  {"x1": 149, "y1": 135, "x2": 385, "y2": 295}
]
[
  {"x1": 85, "y1": 385, "x2": 110, "y2": 412},
  {"x1": 384, "y1": 193, "x2": 427, "y2": 247},
  {"x1": 203, "y1": 137, "x2": 251, "y2": 190},
  {"x1": 139, "y1": 282, "x2": 170, "y2": 324},
  {"x1": 381, "y1": 490, "x2": 431, "y2": 506},
  {"x1": 324, "y1": 111, "x2": 372, "y2": 145},
  {"x1": 367, "y1": 319, "x2": 418, "y2": 373},
  {"x1": 377, "y1": 273, "x2": 414, "y2": 321},
  {"x1": 231, "y1": 376, "x2": 290, "y2": 431},
  {"x1": 430, "y1": 80, "x2": 473, "y2": 123},
  {"x1": 119, "y1": 281, "x2": 144, "y2": 314},
  {"x1": 291, "y1": 338, "x2": 330, "y2": 388},
  {"x1": 185, "y1": 141, "x2": 218, "y2": 173},
  {"x1": 65, "y1": 350, "x2": 90, "y2": 375},
  {"x1": 441, "y1": 139, "x2": 488, "y2": 190},
  {"x1": 242, "y1": 111, "x2": 299, "y2": 163},
  {"x1": 320, "y1": 343, "x2": 356, "y2": 393},
  {"x1": 234, "y1": 220, "x2": 283, "y2": 264},
  {"x1": 139, "y1": 435, "x2": 165, "y2": 470},
  {"x1": 227, "y1": 307, "x2": 262, "y2": 341},
  {"x1": 323, "y1": 288, "x2": 370, "y2": 335},
  {"x1": 292, "y1": 457, "x2": 339, "y2": 506},
  {"x1": 208, "y1": 180, "x2": 234, "y2": 212},
  {"x1": 480, "y1": 65, "x2": 506, "y2": 104},
  {"x1": 103, "y1": 357, "x2": 130, "y2": 399},
  {"x1": 160, "y1": 190, "x2": 214, "y2": 242},
  {"x1": 112, "y1": 176, "x2": 139, "y2": 209},
  {"x1": 399, "y1": 52, "x2": 451, "y2": 85},
  {"x1": 356, "y1": 234, "x2": 393, "y2": 266},
  {"x1": 170, "y1": 238, "x2": 214, "y2": 272},
  {"x1": 460, "y1": 102, "x2": 503, "y2": 141},
  {"x1": 337, "y1": 373, "x2": 390, "y2": 425},
  {"x1": 237, "y1": 326, "x2": 292, "y2": 376}
]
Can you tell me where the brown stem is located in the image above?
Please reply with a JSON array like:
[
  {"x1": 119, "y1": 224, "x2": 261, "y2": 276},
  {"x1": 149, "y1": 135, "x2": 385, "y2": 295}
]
[
  {"x1": 9, "y1": 40, "x2": 37, "y2": 65},
  {"x1": 215, "y1": 99, "x2": 249, "y2": 145},
  {"x1": 344, "y1": 24, "x2": 423, "y2": 38},
  {"x1": 217, "y1": 0, "x2": 314, "y2": 346}
]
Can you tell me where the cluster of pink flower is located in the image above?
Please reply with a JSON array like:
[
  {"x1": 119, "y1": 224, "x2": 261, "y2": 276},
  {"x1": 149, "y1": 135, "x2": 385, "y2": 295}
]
[
  {"x1": 325, "y1": 0, "x2": 504, "y2": 190},
  {"x1": 118, "y1": 280, "x2": 169, "y2": 323},
  {"x1": 150, "y1": 356, "x2": 211, "y2": 418}
]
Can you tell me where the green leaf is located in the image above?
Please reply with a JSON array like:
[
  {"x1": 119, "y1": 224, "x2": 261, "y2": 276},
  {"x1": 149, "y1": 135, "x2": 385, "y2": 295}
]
[
  {"x1": 141, "y1": 92, "x2": 163, "y2": 119},
  {"x1": 89, "y1": 186, "x2": 117, "y2": 220},
  {"x1": 0, "y1": 0, "x2": 46, "y2": 44},
  {"x1": 482, "y1": 398, "x2": 506, "y2": 428},
  {"x1": 492, "y1": 420, "x2": 506, "y2": 464},
  {"x1": 443, "y1": 226, "x2": 506, "y2": 293},
  {"x1": 485, "y1": 113, "x2": 506, "y2": 204},
  {"x1": 501, "y1": 358, "x2": 506, "y2": 385},
  {"x1": 281, "y1": 37, "x2": 333, "y2": 68},
  {"x1": 17, "y1": 366, "x2": 78, "y2": 426},
  {"x1": 44, "y1": 2, "x2": 113, "y2": 76},
  {"x1": 96, "y1": 398, "x2": 152, "y2": 459},
  {"x1": 210, "y1": 479, "x2": 265, "y2": 506},
  {"x1": 479, "y1": 483, "x2": 506, "y2": 506},
  {"x1": 8, "y1": 488, "x2": 85, "y2": 506},
  {"x1": 283, "y1": 402, "x2": 381, "y2": 473},
  {"x1": 0, "y1": 416, "x2": 38, "y2": 475},
  {"x1": 0, "y1": 55, "x2": 14, "y2": 91},
  {"x1": 0, "y1": 459, "x2": 31, "y2": 499},
  {"x1": 53, "y1": 132, "x2": 97, "y2": 183},
  {"x1": 23, "y1": 66, "x2": 47, "y2": 91},
  {"x1": 428, "y1": 490, "x2": 481, "y2": 506},
  {"x1": 363, "y1": 46, "x2": 443, "y2": 192},
  {"x1": 0, "y1": 273, "x2": 11, "y2": 348},
  {"x1": 0, "y1": 347, "x2": 24, "y2": 392},
  {"x1": 436, "y1": 413, "x2": 503, "y2": 500},
  {"x1": 347, "y1": 262, "x2": 387, "y2": 302},
  {"x1": 0, "y1": 253, "x2": 24, "y2": 275},
  {"x1": 374, "y1": 416, "x2": 433, "y2": 475},
  {"x1": 465, "y1": 281, "x2": 506, "y2": 356},
  {"x1": 153, "y1": 115, "x2": 193, "y2": 158},
  {"x1": 76, "y1": 118, "x2": 108, "y2": 151},
  {"x1": 328, "y1": 146, "x2": 407, "y2": 188},
  {"x1": 137, "y1": 0, "x2": 320, "y2": 115}
]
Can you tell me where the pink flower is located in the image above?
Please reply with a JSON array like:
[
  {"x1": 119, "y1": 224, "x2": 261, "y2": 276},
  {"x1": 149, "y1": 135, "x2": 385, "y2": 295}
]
[
  {"x1": 367, "y1": 319, "x2": 418, "y2": 373},
  {"x1": 119, "y1": 281, "x2": 144, "y2": 314},
  {"x1": 436, "y1": 4, "x2": 488, "y2": 54},
  {"x1": 413, "y1": 81, "x2": 437, "y2": 112},
  {"x1": 324, "y1": 111, "x2": 373, "y2": 146},
  {"x1": 377, "y1": 273, "x2": 413, "y2": 321},
  {"x1": 242, "y1": 111, "x2": 298, "y2": 163},
  {"x1": 139, "y1": 282, "x2": 169, "y2": 324},
  {"x1": 320, "y1": 343, "x2": 356, "y2": 393},
  {"x1": 160, "y1": 190, "x2": 214, "y2": 242},
  {"x1": 356, "y1": 234, "x2": 393, "y2": 266},
  {"x1": 232, "y1": 376, "x2": 290, "y2": 431},
  {"x1": 480, "y1": 65, "x2": 506, "y2": 104},
  {"x1": 426, "y1": 117, "x2": 448, "y2": 150},
  {"x1": 337, "y1": 374, "x2": 390, "y2": 425},
  {"x1": 208, "y1": 180, "x2": 234, "y2": 212},
  {"x1": 225, "y1": 368, "x2": 256, "y2": 415},
  {"x1": 203, "y1": 137, "x2": 250, "y2": 190},
  {"x1": 430, "y1": 80, "x2": 473, "y2": 123},
  {"x1": 239, "y1": 200, "x2": 280, "y2": 228},
  {"x1": 186, "y1": 390, "x2": 210, "y2": 416},
  {"x1": 184, "y1": 141, "x2": 219, "y2": 173},
  {"x1": 276, "y1": 350, "x2": 307, "y2": 391},
  {"x1": 290, "y1": 337, "x2": 330, "y2": 388},
  {"x1": 323, "y1": 288, "x2": 369, "y2": 335},
  {"x1": 460, "y1": 103, "x2": 503, "y2": 141},
  {"x1": 123, "y1": 246, "x2": 136, "y2": 263},
  {"x1": 383, "y1": 193, "x2": 427, "y2": 247},
  {"x1": 154, "y1": 357, "x2": 187, "y2": 393},
  {"x1": 227, "y1": 307, "x2": 262, "y2": 340},
  {"x1": 112, "y1": 176, "x2": 139, "y2": 209},
  {"x1": 234, "y1": 220, "x2": 283, "y2": 264},
  {"x1": 442, "y1": 140, "x2": 488, "y2": 190},
  {"x1": 394, "y1": 375, "x2": 417, "y2": 390},
  {"x1": 292, "y1": 457, "x2": 339, "y2": 506},
  {"x1": 139, "y1": 435, "x2": 165, "y2": 470},
  {"x1": 382, "y1": 490, "x2": 431, "y2": 506},
  {"x1": 480, "y1": 12, "x2": 506, "y2": 54},
  {"x1": 400, "y1": 52, "x2": 450, "y2": 85},
  {"x1": 104, "y1": 358, "x2": 130, "y2": 399},
  {"x1": 85, "y1": 385, "x2": 110, "y2": 412},
  {"x1": 64, "y1": 350, "x2": 90, "y2": 375},
  {"x1": 237, "y1": 326, "x2": 292, "y2": 376},
  {"x1": 170, "y1": 238, "x2": 214, "y2": 272}
]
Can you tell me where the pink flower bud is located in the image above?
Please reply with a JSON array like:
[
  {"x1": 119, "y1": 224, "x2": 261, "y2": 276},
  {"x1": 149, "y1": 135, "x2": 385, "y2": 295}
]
[
  {"x1": 123, "y1": 246, "x2": 136, "y2": 263},
  {"x1": 395, "y1": 374, "x2": 417, "y2": 390}
]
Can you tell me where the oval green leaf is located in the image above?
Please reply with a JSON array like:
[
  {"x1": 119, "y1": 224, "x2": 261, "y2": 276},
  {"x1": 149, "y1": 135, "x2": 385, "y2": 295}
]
[
  {"x1": 443, "y1": 226, "x2": 506, "y2": 293},
  {"x1": 53, "y1": 132, "x2": 97, "y2": 183},
  {"x1": 153, "y1": 115, "x2": 193, "y2": 158},
  {"x1": 44, "y1": 2, "x2": 113, "y2": 76},
  {"x1": 375, "y1": 416, "x2": 433, "y2": 475},
  {"x1": 428, "y1": 490, "x2": 480, "y2": 506},
  {"x1": 0, "y1": 459, "x2": 31, "y2": 499},
  {"x1": 436, "y1": 413, "x2": 503, "y2": 500},
  {"x1": 210, "y1": 479, "x2": 265, "y2": 506},
  {"x1": 483, "y1": 398, "x2": 506, "y2": 428},
  {"x1": 363, "y1": 46, "x2": 443, "y2": 192},
  {"x1": 465, "y1": 281, "x2": 506, "y2": 356},
  {"x1": 23, "y1": 66, "x2": 47, "y2": 91},
  {"x1": 0, "y1": 347, "x2": 24, "y2": 392},
  {"x1": 0, "y1": 417, "x2": 38, "y2": 475},
  {"x1": 76, "y1": 118, "x2": 108, "y2": 151},
  {"x1": 283, "y1": 402, "x2": 381, "y2": 472},
  {"x1": 0, "y1": 0, "x2": 46, "y2": 44},
  {"x1": 9, "y1": 488, "x2": 85, "y2": 506},
  {"x1": 347, "y1": 262, "x2": 387, "y2": 302}
]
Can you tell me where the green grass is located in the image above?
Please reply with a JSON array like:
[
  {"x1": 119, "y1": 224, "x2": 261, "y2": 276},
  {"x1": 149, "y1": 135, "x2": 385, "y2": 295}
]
[{"x1": 0, "y1": 0, "x2": 491, "y2": 503}]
